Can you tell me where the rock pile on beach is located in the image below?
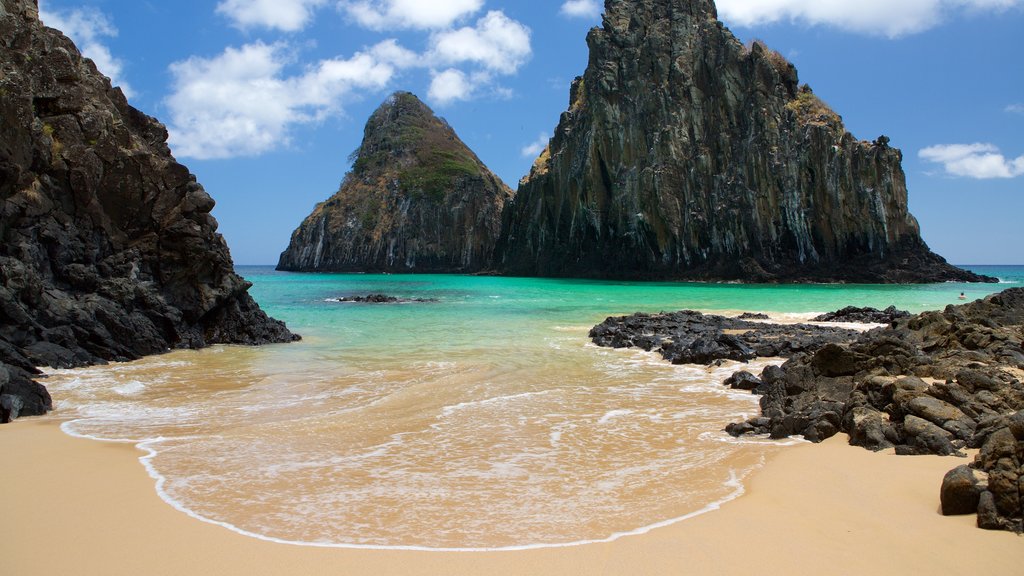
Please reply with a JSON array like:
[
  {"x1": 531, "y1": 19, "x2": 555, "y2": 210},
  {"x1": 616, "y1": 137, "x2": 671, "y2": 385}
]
[
  {"x1": 0, "y1": 0, "x2": 297, "y2": 421},
  {"x1": 724, "y1": 289, "x2": 1024, "y2": 452},
  {"x1": 589, "y1": 311, "x2": 860, "y2": 366},
  {"x1": 941, "y1": 411, "x2": 1024, "y2": 532},
  {"x1": 812, "y1": 306, "x2": 910, "y2": 324},
  {"x1": 728, "y1": 289, "x2": 1023, "y2": 531},
  {"x1": 591, "y1": 290, "x2": 1024, "y2": 531}
]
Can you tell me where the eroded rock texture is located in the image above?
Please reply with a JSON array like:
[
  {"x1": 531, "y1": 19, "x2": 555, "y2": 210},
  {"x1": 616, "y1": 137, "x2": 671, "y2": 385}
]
[
  {"x1": 278, "y1": 92, "x2": 513, "y2": 273},
  {"x1": 0, "y1": 0, "x2": 297, "y2": 420},
  {"x1": 498, "y1": 0, "x2": 992, "y2": 283}
]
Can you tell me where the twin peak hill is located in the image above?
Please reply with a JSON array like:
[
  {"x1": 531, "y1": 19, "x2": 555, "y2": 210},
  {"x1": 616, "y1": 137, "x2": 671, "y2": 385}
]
[
  {"x1": 277, "y1": 92, "x2": 513, "y2": 273},
  {"x1": 281, "y1": 0, "x2": 992, "y2": 284}
]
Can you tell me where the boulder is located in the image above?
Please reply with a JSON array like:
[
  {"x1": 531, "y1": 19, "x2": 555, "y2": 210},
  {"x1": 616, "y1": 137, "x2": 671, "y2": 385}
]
[
  {"x1": 900, "y1": 415, "x2": 957, "y2": 456},
  {"x1": 725, "y1": 371, "x2": 762, "y2": 391},
  {"x1": 940, "y1": 465, "x2": 984, "y2": 515}
]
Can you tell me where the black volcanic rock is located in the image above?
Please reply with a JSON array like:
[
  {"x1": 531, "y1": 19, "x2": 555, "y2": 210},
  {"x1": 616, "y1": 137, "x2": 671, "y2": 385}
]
[
  {"x1": 718, "y1": 288, "x2": 1024, "y2": 531},
  {"x1": 813, "y1": 306, "x2": 910, "y2": 324},
  {"x1": 327, "y1": 294, "x2": 438, "y2": 304},
  {"x1": 0, "y1": 0, "x2": 297, "y2": 419},
  {"x1": 277, "y1": 92, "x2": 513, "y2": 273},
  {"x1": 589, "y1": 310, "x2": 860, "y2": 365},
  {"x1": 497, "y1": 0, "x2": 994, "y2": 284}
]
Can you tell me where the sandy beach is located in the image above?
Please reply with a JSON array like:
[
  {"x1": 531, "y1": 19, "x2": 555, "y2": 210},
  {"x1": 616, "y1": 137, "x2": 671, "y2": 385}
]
[{"x1": 2, "y1": 418, "x2": 1019, "y2": 576}]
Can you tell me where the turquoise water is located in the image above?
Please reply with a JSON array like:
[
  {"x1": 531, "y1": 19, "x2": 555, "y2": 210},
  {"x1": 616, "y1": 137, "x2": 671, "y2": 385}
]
[
  {"x1": 43, "y1": 265, "x2": 1021, "y2": 550},
  {"x1": 245, "y1": 265, "x2": 1023, "y2": 345}
]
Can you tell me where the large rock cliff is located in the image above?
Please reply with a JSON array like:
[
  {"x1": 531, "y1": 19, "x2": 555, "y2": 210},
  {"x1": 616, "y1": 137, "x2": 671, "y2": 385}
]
[
  {"x1": 497, "y1": 0, "x2": 992, "y2": 283},
  {"x1": 277, "y1": 92, "x2": 512, "y2": 273},
  {"x1": 0, "y1": 0, "x2": 297, "y2": 421}
]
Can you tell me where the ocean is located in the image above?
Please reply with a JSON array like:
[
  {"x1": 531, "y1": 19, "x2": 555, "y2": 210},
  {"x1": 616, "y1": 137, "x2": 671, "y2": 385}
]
[{"x1": 42, "y1": 265, "x2": 1023, "y2": 550}]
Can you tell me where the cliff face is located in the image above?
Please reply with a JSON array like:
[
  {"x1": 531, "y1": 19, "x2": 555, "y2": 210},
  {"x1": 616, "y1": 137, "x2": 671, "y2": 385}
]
[
  {"x1": 0, "y1": 0, "x2": 297, "y2": 420},
  {"x1": 277, "y1": 92, "x2": 513, "y2": 273},
  {"x1": 498, "y1": 0, "x2": 991, "y2": 283}
]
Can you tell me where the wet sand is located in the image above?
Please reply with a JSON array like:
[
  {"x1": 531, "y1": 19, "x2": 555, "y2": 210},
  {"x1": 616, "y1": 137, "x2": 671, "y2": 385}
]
[{"x1": 2, "y1": 418, "x2": 1020, "y2": 575}]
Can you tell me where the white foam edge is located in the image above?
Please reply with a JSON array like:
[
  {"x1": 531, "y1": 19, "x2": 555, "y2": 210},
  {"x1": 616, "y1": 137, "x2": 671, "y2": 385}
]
[{"x1": 59, "y1": 418, "x2": 772, "y2": 553}]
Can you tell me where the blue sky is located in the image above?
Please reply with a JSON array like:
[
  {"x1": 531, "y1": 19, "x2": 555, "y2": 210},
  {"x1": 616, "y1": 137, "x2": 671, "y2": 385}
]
[{"x1": 38, "y1": 0, "x2": 1023, "y2": 265}]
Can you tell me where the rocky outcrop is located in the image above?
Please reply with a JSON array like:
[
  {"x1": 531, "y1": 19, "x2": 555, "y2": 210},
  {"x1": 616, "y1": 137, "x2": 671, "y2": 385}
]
[
  {"x1": 723, "y1": 289, "x2": 1024, "y2": 452},
  {"x1": 962, "y1": 412, "x2": 1024, "y2": 532},
  {"x1": 812, "y1": 306, "x2": 910, "y2": 324},
  {"x1": 590, "y1": 310, "x2": 860, "y2": 365},
  {"x1": 277, "y1": 92, "x2": 513, "y2": 273},
  {"x1": 0, "y1": 0, "x2": 297, "y2": 420},
  {"x1": 497, "y1": 0, "x2": 994, "y2": 283}
]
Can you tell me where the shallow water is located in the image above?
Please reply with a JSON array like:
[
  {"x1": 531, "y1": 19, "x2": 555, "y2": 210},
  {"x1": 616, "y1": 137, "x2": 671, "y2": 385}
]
[{"x1": 42, "y1": 266, "x2": 1022, "y2": 549}]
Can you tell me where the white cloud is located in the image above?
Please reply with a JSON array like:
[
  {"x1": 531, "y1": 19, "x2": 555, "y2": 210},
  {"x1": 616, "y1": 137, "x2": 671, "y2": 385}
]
[
  {"x1": 341, "y1": 0, "x2": 483, "y2": 30},
  {"x1": 1007, "y1": 103, "x2": 1024, "y2": 115},
  {"x1": 216, "y1": 0, "x2": 327, "y2": 32},
  {"x1": 428, "y1": 69, "x2": 474, "y2": 105},
  {"x1": 919, "y1": 143, "x2": 1024, "y2": 179},
  {"x1": 716, "y1": 0, "x2": 1023, "y2": 37},
  {"x1": 430, "y1": 11, "x2": 532, "y2": 74},
  {"x1": 38, "y1": 4, "x2": 134, "y2": 97},
  {"x1": 166, "y1": 41, "x2": 412, "y2": 159},
  {"x1": 560, "y1": 0, "x2": 602, "y2": 18},
  {"x1": 521, "y1": 132, "x2": 550, "y2": 157}
]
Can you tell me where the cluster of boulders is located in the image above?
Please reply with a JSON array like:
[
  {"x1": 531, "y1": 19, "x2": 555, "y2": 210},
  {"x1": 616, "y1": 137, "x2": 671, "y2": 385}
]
[
  {"x1": 812, "y1": 305, "x2": 910, "y2": 324},
  {"x1": 590, "y1": 289, "x2": 1024, "y2": 532},
  {"x1": 940, "y1": 411, "x2": 1024, "y2": 532},
  {"x1": 589, "y1": 310, "x2": 860, "y2": 366}
]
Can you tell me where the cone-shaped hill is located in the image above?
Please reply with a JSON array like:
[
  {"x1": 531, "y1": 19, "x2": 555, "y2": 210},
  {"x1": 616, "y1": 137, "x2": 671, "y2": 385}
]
[
  {"x1": 497, "y1": 0, "x2": 993, "y2": 283},
  {"x1": 277, "y1": 92, "x2": 513, "y2": 273}
]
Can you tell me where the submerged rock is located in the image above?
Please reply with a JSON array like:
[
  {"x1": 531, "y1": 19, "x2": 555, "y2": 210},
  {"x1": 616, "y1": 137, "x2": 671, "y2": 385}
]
[
  {"x1": 327, "y1": 294, "x2": 438, "y2": 304},
  {"x1": 278, "y1": 92, "x2": 513, "y2": 274},
  {"x1": 0, "y1": 0, "x2": 297, "y2": 420},
  {"x1": 497, "y1": 0, "x2": 994, "y2": 284}
]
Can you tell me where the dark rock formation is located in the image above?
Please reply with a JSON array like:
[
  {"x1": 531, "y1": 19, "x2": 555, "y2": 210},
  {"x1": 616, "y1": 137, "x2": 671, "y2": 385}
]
[
  {"x1": 497, "y1": 0, "x2": 994, "y2": 284},
  {"x1": 940, "y1": 465, "x2": 985, "y2": 516},
  {"x1": 589, "y1": 310, "x2": 860, "y2": 365},
  {"x1": 963, "y1": 411, "x2": 1024, "y2": 532},
  {"x1": 725, "y1": 290, "x2": 1024, "y2": 452},
  {"x1": 327, "y1": 294, "x2": 437, "y2": 304},
  {"x1": 277, "y1": 92, "x2": 513, "y2": 273},
  {"x1": 813, "y1": 306, "x2": 910, "y2": 324},
  {"x1": 718, "y1": 289, "x2": 1024, "y2": 500},
  {"x1": 0, "y1": 0, "x2": 297, "y2": 420},
  {"x1": 724, "y1": 370, "x2": 761, "y2": 391}
]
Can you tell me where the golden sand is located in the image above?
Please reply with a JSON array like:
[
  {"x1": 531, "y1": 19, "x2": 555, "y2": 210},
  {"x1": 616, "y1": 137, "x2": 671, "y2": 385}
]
[{"x1": 2, "y1": 418, "x2": 1020, "y2": 576}]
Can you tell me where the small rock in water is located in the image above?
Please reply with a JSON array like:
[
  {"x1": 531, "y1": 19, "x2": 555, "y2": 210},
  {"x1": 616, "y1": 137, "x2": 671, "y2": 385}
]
[{"x1": 329, "y1": 294, "x2": 437, "y2": 304}]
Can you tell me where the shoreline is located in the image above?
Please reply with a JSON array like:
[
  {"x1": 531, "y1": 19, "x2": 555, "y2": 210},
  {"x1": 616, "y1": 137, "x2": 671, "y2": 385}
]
[{"x1": 2, "y1": 418, "x2": 1020, "y2": 575}]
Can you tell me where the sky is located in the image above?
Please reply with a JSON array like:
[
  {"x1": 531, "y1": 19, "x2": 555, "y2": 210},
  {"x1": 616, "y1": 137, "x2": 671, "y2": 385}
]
[{"x1": 36, "y1": 0, "x2": 1024, "y2": 265}]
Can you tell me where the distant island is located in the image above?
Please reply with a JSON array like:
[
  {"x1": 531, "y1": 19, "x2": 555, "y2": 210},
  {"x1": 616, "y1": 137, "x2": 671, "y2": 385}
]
[{"x1": 278, "y1": 0, "x2": 994, "y2": 284}]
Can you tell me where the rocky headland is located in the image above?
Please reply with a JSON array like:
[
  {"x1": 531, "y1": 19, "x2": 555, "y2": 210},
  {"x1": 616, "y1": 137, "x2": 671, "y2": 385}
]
[
  {"x1": 590, "y1": 289, "x2": 1024, "y2": 531},
  {"x1": 277, "y1": 92, "x2": 513, "y2": 274},
  {"x1": 497, "y1": 0, "x2": 993, "y2": 284},
  {"x1": 0, "y1": 0, "x2": 297, "y2": 422}
]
